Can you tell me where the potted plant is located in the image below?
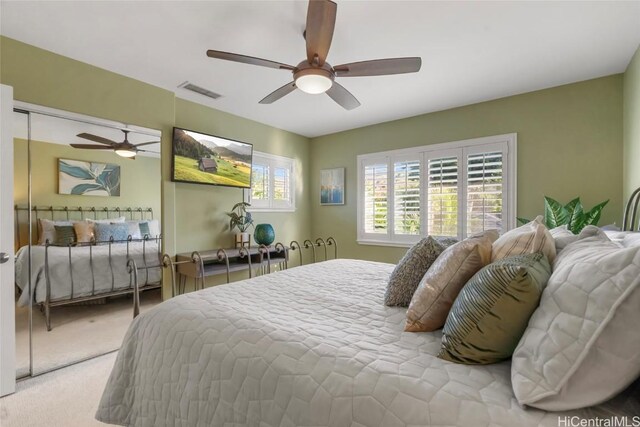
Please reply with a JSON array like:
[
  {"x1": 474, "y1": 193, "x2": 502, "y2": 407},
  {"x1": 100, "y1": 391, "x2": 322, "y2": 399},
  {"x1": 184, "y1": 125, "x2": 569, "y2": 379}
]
[
  {"x1": 226, "y1": 202, "x2": 254, "y2": 247},
  {"x1": 518, "y1": 196, "x2": 609, "y2": 233}
]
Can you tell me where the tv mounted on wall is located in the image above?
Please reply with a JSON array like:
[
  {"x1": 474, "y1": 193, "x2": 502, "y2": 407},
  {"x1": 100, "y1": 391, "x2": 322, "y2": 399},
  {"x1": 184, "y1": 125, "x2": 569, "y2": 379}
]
[{"x1": 171, "y1": 127, "x2": 253, "y2": 188}]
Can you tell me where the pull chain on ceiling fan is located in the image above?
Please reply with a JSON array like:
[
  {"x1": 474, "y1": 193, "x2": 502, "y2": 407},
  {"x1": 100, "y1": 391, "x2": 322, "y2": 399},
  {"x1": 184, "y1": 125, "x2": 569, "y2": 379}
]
[
  {"x1": 206, "y1": 0, "x2": 421, "y2": 110},
  {"x1": 71, "y1": 130, "x2": 159, "y2": 159}
]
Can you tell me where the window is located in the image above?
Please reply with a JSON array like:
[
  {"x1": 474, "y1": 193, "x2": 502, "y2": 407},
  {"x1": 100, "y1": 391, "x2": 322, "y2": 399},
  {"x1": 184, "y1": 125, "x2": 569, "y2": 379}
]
[
  {"x1": 357, "y1": 134, "x2": 516, "y2": 246},
  {"x1": 246, "y1": 151, "x2": 295, "y2": 211}
]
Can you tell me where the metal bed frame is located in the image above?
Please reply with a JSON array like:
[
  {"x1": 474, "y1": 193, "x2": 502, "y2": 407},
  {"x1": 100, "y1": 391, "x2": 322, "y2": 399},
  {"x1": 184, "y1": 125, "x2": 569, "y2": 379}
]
[
  {"x1": 14, "y1": 205, "x2": 162, "y2": 331},
  {"x1": 623, "y1": 187, "x2": 640, "y2": 231},
  {"x1": 159, "y1": 237, "x2": 338, "y2": 298}
]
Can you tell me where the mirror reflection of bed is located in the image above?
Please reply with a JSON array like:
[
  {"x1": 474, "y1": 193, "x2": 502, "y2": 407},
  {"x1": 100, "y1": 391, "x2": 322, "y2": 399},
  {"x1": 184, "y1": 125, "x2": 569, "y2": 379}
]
[{"x1": 13, "y1": 108, "x2": 162, "y2": 377}]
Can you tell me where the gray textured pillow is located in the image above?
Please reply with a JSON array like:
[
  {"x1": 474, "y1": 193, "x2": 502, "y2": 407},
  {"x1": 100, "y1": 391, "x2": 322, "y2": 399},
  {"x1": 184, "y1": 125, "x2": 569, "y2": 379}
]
[{"x1": 385, "y1": 236, "x2": 450, "y2": 307}]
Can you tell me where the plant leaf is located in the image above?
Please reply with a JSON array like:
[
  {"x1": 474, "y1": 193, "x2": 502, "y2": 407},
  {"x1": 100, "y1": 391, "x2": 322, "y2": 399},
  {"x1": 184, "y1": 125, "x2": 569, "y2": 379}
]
[
  {"x1": 544, "y1": 196, "x2": 569, "y2": 228},
  {"x1": 582, "y1": 200, "x2": 609, "y2": 227},
  {"x1": 516, "y1": 217, "x2": 530, "y2": 225},
  {"x1": 59, "y1": 161, "x2": 94, "y2": 180},
  {"x1": 564, "y1": 198, "x2": 584, "y2": 234},
  {"x1": 70, "y1": 183, "x2": 104, "y2": 195}
]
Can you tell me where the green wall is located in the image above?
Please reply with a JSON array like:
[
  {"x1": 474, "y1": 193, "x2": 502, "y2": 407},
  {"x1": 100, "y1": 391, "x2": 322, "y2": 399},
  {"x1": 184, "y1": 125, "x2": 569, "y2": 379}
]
[
  {"x1": 0, "y1": 36, "x2": 311, "y2": 296},
  {"x1": 173, "y1": 98, "x2": 310, "y2": 254},
  {"x1": 310, "y1": 76, "x2": 624, "y2": 263},
  {"x1": 624, "y1": 45, "x2": 640, "y2": 203}
]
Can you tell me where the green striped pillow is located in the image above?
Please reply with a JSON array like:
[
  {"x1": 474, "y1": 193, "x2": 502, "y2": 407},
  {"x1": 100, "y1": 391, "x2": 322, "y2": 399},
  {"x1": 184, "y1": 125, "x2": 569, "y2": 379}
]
[
  {"x1": 438, "y1": 252, "x2": 551, "y2": 365},
  {"x1": 53, "y1": 225, "x2": 76, "y2": 246}
]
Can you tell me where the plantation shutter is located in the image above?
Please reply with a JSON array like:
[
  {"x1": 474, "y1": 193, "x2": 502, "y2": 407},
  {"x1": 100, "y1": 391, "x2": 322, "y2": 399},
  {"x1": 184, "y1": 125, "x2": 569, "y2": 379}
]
[
  {"x1": 251, "y1": 163, "x2": 269, "y2": 209},
  {"x1": 393, "y1": 160, "x2": 421, "y2": 235},
  {"x1": 363, "y1": 162, "x2": 388, "y2": 234},
  {"x1": 427, "y1": 155, "x2": 459, "y2": 238},
  {"x1": 466, "y1": 151, "x2": 504, "y2": 236},
  {"x1": 272, "y1": 166, "x2": 291, "y2": 207}
]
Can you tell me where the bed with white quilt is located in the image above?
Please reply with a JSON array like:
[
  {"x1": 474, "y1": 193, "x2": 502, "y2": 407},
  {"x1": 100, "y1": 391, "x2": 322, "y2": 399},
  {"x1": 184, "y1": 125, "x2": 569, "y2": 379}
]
[{"x1": 96, "y1": 259, "x2": 636, "y2": 427}]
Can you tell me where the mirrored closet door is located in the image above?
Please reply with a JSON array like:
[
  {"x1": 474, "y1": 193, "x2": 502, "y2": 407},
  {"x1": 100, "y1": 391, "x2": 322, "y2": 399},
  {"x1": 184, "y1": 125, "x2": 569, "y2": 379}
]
[{"x1": 13, "y1": 104, "x2": 163, "y2": 377}]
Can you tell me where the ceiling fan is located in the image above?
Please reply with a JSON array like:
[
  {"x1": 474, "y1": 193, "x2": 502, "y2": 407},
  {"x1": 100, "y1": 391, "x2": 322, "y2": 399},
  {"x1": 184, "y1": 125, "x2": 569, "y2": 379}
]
[
  {"x1": 71, "y1": 130, "x2": 159, "y2": 158},
  {"x1": 206, "y1": 0, "x2": 421, "y2": 110}
]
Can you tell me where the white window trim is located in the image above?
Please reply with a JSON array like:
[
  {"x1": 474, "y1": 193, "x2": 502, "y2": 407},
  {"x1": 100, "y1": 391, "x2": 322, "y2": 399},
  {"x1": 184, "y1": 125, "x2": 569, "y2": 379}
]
[
  {"x1": 357, "y1": 133, "x2": 517, "y2": 247},
  {"x1": 244, "y1": 151, "x2": 296, "y2": 213}
]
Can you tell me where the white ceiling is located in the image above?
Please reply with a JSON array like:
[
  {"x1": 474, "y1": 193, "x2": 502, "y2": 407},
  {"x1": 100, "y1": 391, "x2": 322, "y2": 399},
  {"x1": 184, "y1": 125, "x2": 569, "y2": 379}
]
[{"x1": 2, "y1": 1, "x2": 639, "y2": 138}]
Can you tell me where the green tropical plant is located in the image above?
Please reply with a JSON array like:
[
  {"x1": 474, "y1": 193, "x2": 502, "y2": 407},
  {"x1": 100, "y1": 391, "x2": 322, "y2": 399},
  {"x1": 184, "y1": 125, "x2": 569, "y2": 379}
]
[
  {"x1": 517, "y1": 196, "x2": 609, "y2": 234},
  {"x1": 226, "y1": 202, "x2": 254, "y2": 232}
]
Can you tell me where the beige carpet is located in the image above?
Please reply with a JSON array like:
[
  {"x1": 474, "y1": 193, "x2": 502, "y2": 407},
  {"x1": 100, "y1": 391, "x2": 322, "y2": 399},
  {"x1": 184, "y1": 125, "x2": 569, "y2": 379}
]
[
  {"x1": 0, "y1": 352, "x2": 117, "y2": 427},
  {"x1": 16, "y1": 289, "x2": 161, "y2": 377}
]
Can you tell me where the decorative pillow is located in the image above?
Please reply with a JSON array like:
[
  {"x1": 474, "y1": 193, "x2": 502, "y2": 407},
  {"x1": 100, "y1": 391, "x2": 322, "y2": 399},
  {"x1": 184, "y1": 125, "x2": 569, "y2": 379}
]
[
  {"x1": 94, "y1": 223, "x2": 130, "y2": 243},
  {"x1": 147, "y1": 219, "x2": 160, "y2": 237},
  {"x1": 73, "y1": 220, "x2": 95, "y2": 244},
  {"x1": 384, "y1": 237, "x2": 447, "y2": 307},
  {"x1": 38, "y1": 219, "x2": 72, "y2": 245},
  {"x1": 492, "y1": 216, "x2": 556, "y2": 263},
  {"x1": 139, "y1": 222, "x2": 151, "y2": 238},
  {"x1": 125, "y1": 221, "x2": 142, "y2": 240},
  {"x1": 550, "y1": 225, "x2": 607, "y2": 252},
  {"x1": 404, "y1": 229, "x2": 498, "y2": 332},
  {"x1": 511, "y1": 235, "x2": 640, "y2": 411},
  {"x1": 53, "y1": 225, "x2": 77, "y2": 246},
  {"x1": 438, "y1": 253, "x2": 551, "y2": 365}
]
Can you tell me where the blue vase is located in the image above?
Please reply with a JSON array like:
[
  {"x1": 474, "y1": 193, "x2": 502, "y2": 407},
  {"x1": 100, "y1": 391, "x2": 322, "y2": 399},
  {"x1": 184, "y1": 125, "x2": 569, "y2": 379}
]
[{"x1": 254, "y1": 224, "x2": 275, "y2": 246}]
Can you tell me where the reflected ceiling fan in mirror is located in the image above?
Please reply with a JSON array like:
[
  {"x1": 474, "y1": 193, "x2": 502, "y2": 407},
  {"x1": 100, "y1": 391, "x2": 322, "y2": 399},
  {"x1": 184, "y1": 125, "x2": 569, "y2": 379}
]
[
  {"x1": 206, "y1": 0, "x2": 421, "y2": 110},
  {"x1": 71, "y1": 130, "x2": 160, "y2": 159}
]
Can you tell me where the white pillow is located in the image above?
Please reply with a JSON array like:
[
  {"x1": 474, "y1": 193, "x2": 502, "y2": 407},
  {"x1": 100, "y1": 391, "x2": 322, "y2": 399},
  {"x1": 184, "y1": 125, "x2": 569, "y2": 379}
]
[
  {"x1": 549, "y1": 225, "x2": 607, "y2": 252},
  {"x1": 125, "y1": 221, "x2": 142, "y2": 240},
  {"x1": 38, "y1": 219, "x2": 72, "y2": 245},
  {"x1": 511, "y1": 234, "x2": 640, "y2": 411},
  {"x1": 86, "y1": 216, "x2": 126, "y2": 223},
  {"x1": 492, "y1": 216, "x2": 556, "y2": 263},
  {"x1": 146, "y1": 219, "x2": 160, "y2": 238}
]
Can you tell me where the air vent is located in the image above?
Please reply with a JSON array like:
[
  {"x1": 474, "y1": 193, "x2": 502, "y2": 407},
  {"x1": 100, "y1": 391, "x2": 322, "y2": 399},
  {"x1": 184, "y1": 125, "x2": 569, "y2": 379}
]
[{"x1": 178, "y1": 81, "x2": 222, "y2": 100}]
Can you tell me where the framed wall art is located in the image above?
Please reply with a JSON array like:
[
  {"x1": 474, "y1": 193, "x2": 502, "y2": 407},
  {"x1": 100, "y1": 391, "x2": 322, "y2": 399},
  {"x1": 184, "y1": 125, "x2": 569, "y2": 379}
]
[{"x1": 320, "y1": 167, "x2": 345, "y2": 205}]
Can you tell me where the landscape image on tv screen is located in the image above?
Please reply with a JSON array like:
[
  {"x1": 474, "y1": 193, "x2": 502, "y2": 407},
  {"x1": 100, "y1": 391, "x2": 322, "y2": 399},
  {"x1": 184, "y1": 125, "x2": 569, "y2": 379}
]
[{"x1": 172, "y1": 128, "x2": 253, "y2": 188}]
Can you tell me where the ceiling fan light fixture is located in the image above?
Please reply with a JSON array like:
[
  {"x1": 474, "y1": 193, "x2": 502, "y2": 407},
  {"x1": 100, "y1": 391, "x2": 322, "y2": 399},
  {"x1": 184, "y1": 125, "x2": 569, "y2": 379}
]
[
  {"x1": 115, "y1": 148, "x2": 136, "y2": 158},
  {"x1": 295, "y1": 73, "x2": 333, "y2": 94}
]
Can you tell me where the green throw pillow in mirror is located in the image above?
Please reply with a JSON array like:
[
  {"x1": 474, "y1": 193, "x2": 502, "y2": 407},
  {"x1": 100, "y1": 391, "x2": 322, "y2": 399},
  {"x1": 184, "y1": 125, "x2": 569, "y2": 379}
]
[
  {"x1": 438, "y1": 252, "x2": 551, "y2": 365},
  {"x1": 53, "y1": 225, "x2": 76, "y2": 246}
]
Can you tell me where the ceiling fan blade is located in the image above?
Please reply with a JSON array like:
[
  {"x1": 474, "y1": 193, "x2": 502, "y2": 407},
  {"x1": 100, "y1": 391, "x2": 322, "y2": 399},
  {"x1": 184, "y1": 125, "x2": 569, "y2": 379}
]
[
  {"x1": 305, "y1": 0, "x2": 337, "y2": 66},
  {"x1": 326, "y1": 82, "x2": 360, "y2": 110},
  {"x1": 206, "y1": 50, "x2": 295, "y2": 71},
  {"x1": 334, "y1": 57, "x2": 422, "y2": 77},
  {"x1": 133, "y1": 141, "x2": 160, "y2": 148},
  {"x1": 76, "y1": 133, "x2": 118, "y2": 145},
  {"x1": 259, "y1": 81, "x2": 297, "y2": 104},
  {"x1": 70, "y1": 144, "x2": 114, "y2": 150}
]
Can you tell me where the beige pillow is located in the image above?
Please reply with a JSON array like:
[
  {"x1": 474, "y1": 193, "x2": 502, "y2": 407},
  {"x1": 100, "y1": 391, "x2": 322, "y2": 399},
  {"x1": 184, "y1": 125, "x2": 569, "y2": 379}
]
[
  {"x1": 405, "y1": 229, "x2": 498, "y2": 332},
  {"x1": 492, "y1": 216, "x2": 556, "y2": 263},
  {"x1": 73, "y1": 220, "x2": 95, "y2": 244}
]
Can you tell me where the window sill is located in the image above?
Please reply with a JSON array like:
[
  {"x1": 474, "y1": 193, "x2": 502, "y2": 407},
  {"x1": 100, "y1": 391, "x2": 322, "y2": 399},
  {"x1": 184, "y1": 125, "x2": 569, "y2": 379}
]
[
  {"x1": 247, "y1": 207, "x2": 296, "y2": 213},
  {"x1": 357, "y1": 239, "x2": 415, "y2": 248}
]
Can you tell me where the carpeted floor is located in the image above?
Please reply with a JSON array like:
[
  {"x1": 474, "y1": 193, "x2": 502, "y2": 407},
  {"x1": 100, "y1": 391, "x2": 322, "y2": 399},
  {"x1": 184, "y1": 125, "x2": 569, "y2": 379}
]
[{"x1": 0, "y1": 351, "x2": 117, "y2": 427}]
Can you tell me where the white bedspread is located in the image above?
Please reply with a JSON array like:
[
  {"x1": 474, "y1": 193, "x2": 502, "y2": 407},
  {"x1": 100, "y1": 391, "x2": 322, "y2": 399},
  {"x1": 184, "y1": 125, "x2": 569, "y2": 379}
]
[
  {"x1": 15, "y1": 242, "x2": 162, "y2": 306},
  {"x1": 96, "y1": 259, "x2": 624, "y2": 427}
]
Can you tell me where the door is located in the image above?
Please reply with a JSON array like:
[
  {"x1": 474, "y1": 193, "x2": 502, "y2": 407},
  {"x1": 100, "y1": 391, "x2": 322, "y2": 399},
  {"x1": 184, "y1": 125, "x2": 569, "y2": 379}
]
[{"x1": 0, "y1": 84, "x2": 16, "y2": 396}]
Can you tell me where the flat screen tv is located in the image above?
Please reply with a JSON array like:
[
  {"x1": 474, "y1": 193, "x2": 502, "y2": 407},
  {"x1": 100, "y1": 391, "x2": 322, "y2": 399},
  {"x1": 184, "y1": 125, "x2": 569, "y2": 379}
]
[{"x1": 171, "y1": 127, "x2": 253, "y2": 188}]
